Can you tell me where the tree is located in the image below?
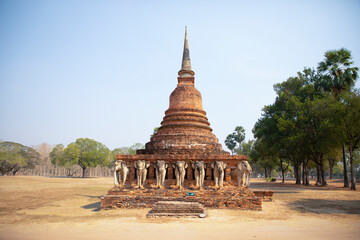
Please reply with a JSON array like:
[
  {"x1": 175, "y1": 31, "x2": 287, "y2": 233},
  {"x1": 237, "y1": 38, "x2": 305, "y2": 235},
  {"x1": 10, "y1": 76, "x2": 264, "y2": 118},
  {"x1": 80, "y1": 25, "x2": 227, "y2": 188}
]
[
  {"x1": 0, "y1": 141, "x2": 40, "y2": 175},
  {"x1": 50, "y1": 144, "x2": 65, "y2": 166},
  {"x1": 61, "y1": 138, "x2": 111, "y2": 178},
  {"x1": 249, "y1": 139, "x2": 277, "y2": 179},
  {"x1": 50, "y1": 144, "x2": 77, "y2": 177},
  {"x1": 317, "y1": 48, "x2": 359, "y2": 187},
  {"x1": 33, "y1": 143, "x2": 54, "y2": 176},
  {"x1": 225, "y1": 134, "x2": 236, "y2": 154},
  {"x1": 335, "y1": 90, "x2": 360, "y2": 190},
  {"x1": 238, "y1": 140, "x2": 254, "y2": 156},
  {"x1": 317, "y1": 48, "x2": 358, "y2": 96},
  {"x1": 225, "y1": 126, "x2": 246, "y2": 154},
  {"x1": 253, "y1": 67, "x2": 342, "y2": 186}
]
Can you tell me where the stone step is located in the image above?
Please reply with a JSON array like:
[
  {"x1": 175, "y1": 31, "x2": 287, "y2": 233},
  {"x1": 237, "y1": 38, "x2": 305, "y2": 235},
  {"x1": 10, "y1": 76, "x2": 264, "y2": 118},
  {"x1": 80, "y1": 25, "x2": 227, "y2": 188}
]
[
  {"x1": 147, "y1": 201, "x2": 207, "y2": 218},
  {"x1": 151, "y1": 210, "x2": 204, "y2": 213}
]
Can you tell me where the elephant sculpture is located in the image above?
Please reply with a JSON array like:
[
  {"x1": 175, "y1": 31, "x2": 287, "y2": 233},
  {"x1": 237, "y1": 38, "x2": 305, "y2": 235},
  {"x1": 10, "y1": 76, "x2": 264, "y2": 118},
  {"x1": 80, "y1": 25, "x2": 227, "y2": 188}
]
[
  {"x1": 154, "y1": 160, "x2": 168, "y2": 189},
  {"x1": 114, "y1": 160, "x2": 129, "y2": 187},
  {"x1": 211, "y1": 161, "x2": 227, "y2": 188},
  {"x1": 172, "y1": 161, "x2": 188, "y2": 189},
  {"x1": 192, "y1": 161, "x2": 206, "y2": 189},
  {"x1": 134, "y1": 160, "x2": 150, "y2": 189},
  {"x1": 237, "y1": 161, "x2": 252, "y2": 187}
]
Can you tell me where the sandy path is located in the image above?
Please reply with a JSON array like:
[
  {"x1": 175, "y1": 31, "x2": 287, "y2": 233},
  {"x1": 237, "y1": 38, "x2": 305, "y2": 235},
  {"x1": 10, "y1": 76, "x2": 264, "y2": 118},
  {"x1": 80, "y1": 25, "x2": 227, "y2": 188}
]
[{"x1": 0, "y1": 176, "x2": 359, "y2": 240}]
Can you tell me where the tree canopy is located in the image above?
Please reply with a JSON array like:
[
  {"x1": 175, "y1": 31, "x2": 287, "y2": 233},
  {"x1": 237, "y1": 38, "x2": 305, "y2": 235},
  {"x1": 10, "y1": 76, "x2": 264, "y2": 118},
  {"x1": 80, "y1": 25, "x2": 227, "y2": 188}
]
[
  {"x1": 52, "y1": 138, "x2": 111, "y2": 178},
  {"x1": 225, "y1": 126, "x2": 246, "y2": 154},
  {"x1": 0, "y1": 141, "x2": 41, "y2": 175},
  {"x1": 251, "y1": 48, "x2": 359, "y2": 188}
]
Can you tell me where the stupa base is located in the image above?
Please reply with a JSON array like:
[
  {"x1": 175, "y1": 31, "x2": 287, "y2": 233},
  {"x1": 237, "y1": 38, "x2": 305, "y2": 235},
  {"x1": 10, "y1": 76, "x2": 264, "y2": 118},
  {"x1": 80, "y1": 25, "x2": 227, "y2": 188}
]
[{"x1": 100, "y1": 180, "x2": 262, "y2": 211}]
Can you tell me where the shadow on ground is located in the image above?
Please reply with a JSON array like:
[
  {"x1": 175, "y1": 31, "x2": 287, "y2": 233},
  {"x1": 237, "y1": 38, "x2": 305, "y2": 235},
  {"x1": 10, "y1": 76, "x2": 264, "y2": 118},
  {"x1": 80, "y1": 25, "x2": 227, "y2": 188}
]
[
  {"x1": 250, "y1": 181, "x2": 352, "y2": 192},
  {"x1": 80, "y1": 195, "x2": 102, "y2": 211},
  {"x1": 82, "y1": 202, "x2": 101, "y2": 212},
  {"x1": 76, "y1": 195, "x2": 101, "y2": 199},
  {"x1": 288, "y1": 199, "x2": 360, "y2": 215}
]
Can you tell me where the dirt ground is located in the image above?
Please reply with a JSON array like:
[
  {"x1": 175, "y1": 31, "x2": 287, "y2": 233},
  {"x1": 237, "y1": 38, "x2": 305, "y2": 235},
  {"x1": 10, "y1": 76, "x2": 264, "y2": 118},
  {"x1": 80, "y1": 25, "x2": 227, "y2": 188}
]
[{"x1": 0, "y1": 176, "x2": 359, "y2": 240}]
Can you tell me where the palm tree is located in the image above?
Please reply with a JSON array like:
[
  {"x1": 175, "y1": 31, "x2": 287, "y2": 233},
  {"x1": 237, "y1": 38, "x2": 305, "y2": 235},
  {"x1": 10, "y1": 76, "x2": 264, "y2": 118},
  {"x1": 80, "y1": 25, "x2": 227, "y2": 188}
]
[
  {"x1": 317, "y1": 48, "x2": 358, "y2": 97},
  {"x1": 317, "y1": 48, "x2": 359, "y2": 188}
]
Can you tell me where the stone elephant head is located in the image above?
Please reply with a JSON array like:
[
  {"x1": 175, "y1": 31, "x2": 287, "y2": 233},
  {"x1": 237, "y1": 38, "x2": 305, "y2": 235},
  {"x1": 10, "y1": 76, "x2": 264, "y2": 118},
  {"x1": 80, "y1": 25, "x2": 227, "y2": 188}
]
[
  {"x1": 192, "y1": 161, "x2": 206, "y2": 172},
  {"x1": 114, "y1": 160, "x2": 126, "y2": 171},
  {"x1": 155, "y1": 160, "x2": 168, "y2": 172},
  {"x1": 237, "y1": 161, "x2": 252, "y2": 173},
  {"x1": 211, "y1": 161, "x2": 227, "y2": 173},
  {"x1": 172, "y1": 161, "x2": 188, "y2": 173},
  {"x1": 134, "y1": 160, "x2": 150, "y2": 171}
]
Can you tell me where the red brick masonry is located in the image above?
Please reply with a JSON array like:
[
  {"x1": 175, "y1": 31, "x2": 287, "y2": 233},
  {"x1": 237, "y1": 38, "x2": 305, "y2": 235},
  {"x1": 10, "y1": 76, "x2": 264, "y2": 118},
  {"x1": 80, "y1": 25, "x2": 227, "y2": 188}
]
[{"x1": 101, "y1": 180, "x2": 263, "y2": 211}]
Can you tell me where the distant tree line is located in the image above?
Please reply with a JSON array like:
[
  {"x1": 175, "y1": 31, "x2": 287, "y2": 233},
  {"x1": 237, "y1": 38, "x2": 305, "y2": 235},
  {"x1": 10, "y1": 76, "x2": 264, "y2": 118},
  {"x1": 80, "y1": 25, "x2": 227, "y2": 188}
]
[
  {"x1": 225, "y1": 48, "x2": 360, "y2": 190},
  {"x1": 0, "y1": 139, "x2": 144, "y2": 178}
]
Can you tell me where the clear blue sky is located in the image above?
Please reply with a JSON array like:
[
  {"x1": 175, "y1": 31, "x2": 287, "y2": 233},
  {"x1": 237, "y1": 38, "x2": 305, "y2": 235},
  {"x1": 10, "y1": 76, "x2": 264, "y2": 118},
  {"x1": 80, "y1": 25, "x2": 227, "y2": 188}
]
[{"x1": 1, "y1": 0, "x2": 360, "y2": 150}]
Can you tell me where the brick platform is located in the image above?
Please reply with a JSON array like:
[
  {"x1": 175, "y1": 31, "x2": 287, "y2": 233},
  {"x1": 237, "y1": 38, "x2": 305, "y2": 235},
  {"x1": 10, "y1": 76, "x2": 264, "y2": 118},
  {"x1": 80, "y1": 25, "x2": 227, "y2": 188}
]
[{"x1": 101, "y1": 180, "x2": 262, "y2": 211}]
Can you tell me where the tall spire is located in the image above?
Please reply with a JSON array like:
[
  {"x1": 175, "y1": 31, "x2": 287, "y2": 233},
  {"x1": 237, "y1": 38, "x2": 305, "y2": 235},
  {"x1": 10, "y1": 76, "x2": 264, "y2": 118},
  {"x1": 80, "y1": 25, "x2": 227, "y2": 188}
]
[{"x1": 179, "y1": 26, "x2": 195, "y2": 77}]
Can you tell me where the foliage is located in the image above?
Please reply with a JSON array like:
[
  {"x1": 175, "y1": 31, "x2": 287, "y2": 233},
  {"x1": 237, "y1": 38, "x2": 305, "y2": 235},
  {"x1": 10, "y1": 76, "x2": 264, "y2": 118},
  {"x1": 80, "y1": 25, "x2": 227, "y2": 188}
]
[
  {"x1": 251, "y1": 48, "x2": 359, "y2": 187},
  {"x1": 151, "y1": 127, "x2": 160, "y2": 137},
  {"x1": 225, "y1": 126, "x2": 245, "y2": 154},
  {"x1": 0, "y1": 141, "x2": 41, "y2": 175},
  {"x1": 333, "y1": 90, "x2": 360, "y2": 189},
  {"x1": 317, "y1": 48, "x2": 358, "y2": 96},
  {"x1": 57, "y1": 138, "x2": 111, "y2": 178}
]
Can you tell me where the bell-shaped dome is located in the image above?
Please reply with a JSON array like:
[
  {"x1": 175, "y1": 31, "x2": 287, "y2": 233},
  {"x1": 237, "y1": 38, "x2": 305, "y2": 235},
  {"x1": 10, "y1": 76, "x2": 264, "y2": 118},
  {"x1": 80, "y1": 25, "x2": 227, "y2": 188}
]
[
  {"x1": 169, "y1": 84, "x2": 203, "y2": 111},
  {"x1": 138, "y1": 28, "x2": 227, "y2": 156}
]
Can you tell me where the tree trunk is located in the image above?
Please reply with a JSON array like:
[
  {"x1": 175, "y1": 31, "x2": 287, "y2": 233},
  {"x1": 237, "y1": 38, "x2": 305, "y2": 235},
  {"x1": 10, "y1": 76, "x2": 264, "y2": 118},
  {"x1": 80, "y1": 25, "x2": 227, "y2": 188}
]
[
  {"x1": 280, "y1": 160, "x2": 288, "y2": 183},
  {"x1": 294, "y1": 162, "x2": 301, "y2": 184},
  {"x1": 302, "y1": 160, "x2": 309, "y2": 186},
  {"x1": 264, "y1": 167, "x2": 268, "y2": 178},
  {"x1": 315, "y1": 163, "x2": 321, "y2": 186},
  {"x1": 302, "y1": 162, "x2": 305, "y2": 185},
  {"x1": 342, "y1": 144, "x2": 349, "y2": 187},
  {"x1": 328, "y1": 158, "x2": 334, "y2": 180},
  {"x1": 319, "y1": 155, "x2": 327, "y2": 186},
  {"x1": 349, "y1": 146, "x2": 356, "y2": 190},
  {"x1": 82, "y1": 167, "x2": 86, "y2": 178},
  {"x1": 269, "y1": 167, "x2": 272, "y2": 179},
  {"x1": 329, "y1": 161, "x2": 333, "y2": 180}
]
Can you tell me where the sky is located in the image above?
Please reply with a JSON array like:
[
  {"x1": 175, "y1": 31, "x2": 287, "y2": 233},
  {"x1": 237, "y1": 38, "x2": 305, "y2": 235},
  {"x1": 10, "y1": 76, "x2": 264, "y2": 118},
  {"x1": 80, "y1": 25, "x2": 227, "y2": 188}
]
[{"x1": 1, "y1": 0, "x2": 360, "y2": 151}]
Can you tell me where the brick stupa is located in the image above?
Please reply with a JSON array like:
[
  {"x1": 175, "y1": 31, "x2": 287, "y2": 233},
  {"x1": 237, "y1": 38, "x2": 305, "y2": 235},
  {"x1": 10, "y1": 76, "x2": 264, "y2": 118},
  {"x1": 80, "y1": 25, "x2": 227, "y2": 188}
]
[
  {"x1": 116, "y1": 27, "x2": 247, "y2": 176},
  {"x1": 100, "y1": 28, "x2": 267, "y2": 211},
  {"x1": 138, "y1": 27, "x2": 227, "y2": 156}
]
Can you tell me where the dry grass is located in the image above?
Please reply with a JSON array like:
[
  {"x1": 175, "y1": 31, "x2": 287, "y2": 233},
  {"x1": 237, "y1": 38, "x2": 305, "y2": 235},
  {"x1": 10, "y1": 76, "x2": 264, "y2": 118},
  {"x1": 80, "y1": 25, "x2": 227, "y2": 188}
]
[{"x1": 0, "y1": 176, "x2": 359, "y2": 240}]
